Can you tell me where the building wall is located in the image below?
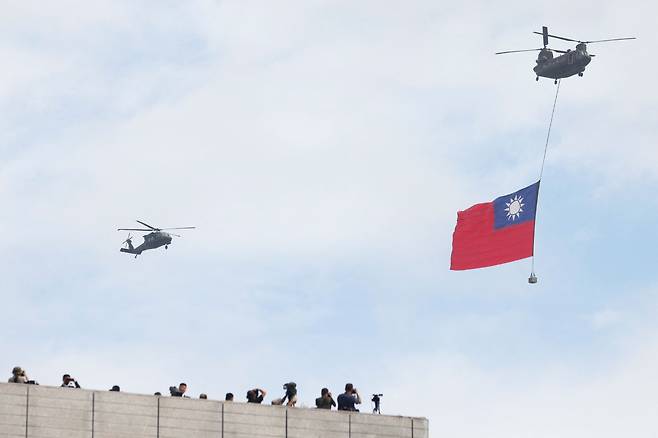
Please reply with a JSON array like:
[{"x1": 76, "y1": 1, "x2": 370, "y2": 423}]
[{"x1": 0, "y1": 384, "x2": 428, "y2": 438}]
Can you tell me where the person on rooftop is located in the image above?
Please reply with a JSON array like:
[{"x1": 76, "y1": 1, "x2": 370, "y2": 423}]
[
  {"x1": 283, "y1": 382, "x2": 298, "y2": 407},
  {"x1": 109, "y1": 385, "x2": 120, "y2": 392},
  {"x1": 61, "y1": 374, "x2": 81, "y2": 388},
  {"x1": 315, "y1": 388, "x2": 336, "y2": 410},
  {"x1": 199, "y1": 394, "x2": 208, "y2": 399},
  {"x1": 8, "y1": 367, "x2": 28, "y2": 384},
  {"x1": 225, "y1": 393, "x2": 234, "y2": 402},
  {"x1": 169, "y1": 383, "x2": 188, "y2": 397},
  {"x1": 246, "y1": 388, "x2": 267, "y2": 403},
  {"x1": 337, "y1": 383, "x2": 361, "y2": 412}
]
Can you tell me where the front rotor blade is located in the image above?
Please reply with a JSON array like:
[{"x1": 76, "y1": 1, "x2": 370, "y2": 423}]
[
  {"x1": 534, "y1": 31, "x2": 580, "y2": 43},
  {"x1": 495, "y1": 48, "x2": 542, "y2": 55},
  {"x1": 160, "y1": 227, "x2": 196, "y2": 230},
  {"x1": 118, "y1": 228, "x2": 151, "y2": 231},
  {"x1": 585, "y1": 37, "x2": 636, "y2": 44},
  {"x1": 136, "y1": 220, "x2": 159, "y2": 230}
]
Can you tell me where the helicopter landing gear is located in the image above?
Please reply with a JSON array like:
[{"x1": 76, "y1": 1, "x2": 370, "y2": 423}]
[
  {"x1": 578, "y1": 72, "x2": 583, "y2": 77},
  {"x1": 536, "y1": 76, "x2": 539, "y2": 81},
  {"x1": 554, "y1": 79, "x2": 558, "y2": 84},
  {"x1": 165, "y1": 245, "x2": 168, "y2": 250}
]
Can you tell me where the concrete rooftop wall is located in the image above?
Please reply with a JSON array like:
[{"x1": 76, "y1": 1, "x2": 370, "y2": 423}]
[{"x1": 0, "y1": 383, "x2": 428, "y2": 438}]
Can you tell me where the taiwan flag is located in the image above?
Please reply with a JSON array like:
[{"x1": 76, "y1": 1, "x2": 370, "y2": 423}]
[{"x1": 450, "y1": 181, "x2": 540, "y2": 270}]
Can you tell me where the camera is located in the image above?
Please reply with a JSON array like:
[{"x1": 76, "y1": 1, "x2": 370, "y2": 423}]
[{"x1": 371, "y1": 394, "x2": 383, "y2": 414}]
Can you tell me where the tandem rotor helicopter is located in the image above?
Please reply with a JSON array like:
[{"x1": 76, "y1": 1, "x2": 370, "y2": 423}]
[
  {"x1": 496, "y1": 26, "x2": 635, "y2": 83},
  {"x1": 118, "y1": 220, "x2": 195, "y2": 258}
]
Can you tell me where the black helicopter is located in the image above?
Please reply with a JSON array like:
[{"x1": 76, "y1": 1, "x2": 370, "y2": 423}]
[
  {"x1": 118, "y1": 220, "x2": 195, "y2": 257},
  {"x1": 496, "y1": 26, "x2": 635, "y2": 83}
]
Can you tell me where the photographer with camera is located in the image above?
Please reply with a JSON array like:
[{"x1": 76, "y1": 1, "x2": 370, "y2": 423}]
[
  {"x1": 282, "y1": 382, "x2": 297, "y2": 407},
  {"x1": 246, "y1": 388, "x2": 267, "y2": 404},
  {"x1": 61, "y1": 374, "x2": 81, "y2": 388},
  {"x1": 337, "y1": 383, "x2": 361, "y2": 412},
  {"x1": 315, "y1": 388, "x2": 336, "y2": 410},
  {"x1": 8, "y1": 367, "x2": 29, "y2": 384},
  {"x1": 169, "y1": 383, "x2": 188, "y2": 397}
]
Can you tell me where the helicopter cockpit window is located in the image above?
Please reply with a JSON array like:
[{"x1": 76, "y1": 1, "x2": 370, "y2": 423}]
[{"x1": 537, "y1": 50, "x2": 553, "y2": 63}]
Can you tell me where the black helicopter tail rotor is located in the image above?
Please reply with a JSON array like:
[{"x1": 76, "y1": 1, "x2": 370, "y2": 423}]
[{"x1": 122, "y1": 233, "x2": 133, "y2": 247}]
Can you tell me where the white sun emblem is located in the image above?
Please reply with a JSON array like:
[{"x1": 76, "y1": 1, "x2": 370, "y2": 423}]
[{"x1": 505, "y1": 195, "x2": 524, "y2": 220}]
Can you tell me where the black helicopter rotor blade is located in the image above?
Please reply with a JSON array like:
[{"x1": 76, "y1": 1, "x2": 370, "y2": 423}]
[
  {"x1": 159, "y1": 227, "x2": 196, "y2": 230},
  {"x1": 584, "y1": 37, "x2": 636, "y2": 44},
  {"x1": 495, "y1": 48, "x2": 543, "y2": 55},
  {"x1": 136, "y1": 220, "x2": 159, "y2": 231},
  {"x1": 118, "y1": 228, "x2": 152, "y2": 231},
  {"x1": 533, "y1": 31, "x2": 580, "y2": 43}
]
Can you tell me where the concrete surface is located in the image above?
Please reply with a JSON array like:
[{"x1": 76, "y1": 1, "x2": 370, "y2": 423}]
[{"x1": 0, "y1": 383, "x2": 428, "y2": 438}]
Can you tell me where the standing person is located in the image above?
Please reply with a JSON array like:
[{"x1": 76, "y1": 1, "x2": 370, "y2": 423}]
[
  {"x1": 283, "y1": 382, "x2": 297, "y2": 407},
  {"x1": 8, "y1": 367, "x2": 28, "y2": 384},
  {"x1": 225, "y1": 393, "x2": 234, "y2": 402},
  {"x1": 337, "y1": 383, "x2": 361, "y2": 412},
  {"x1": 315, "y1": 388, "x2": 336, "y2": 409},
  {"x1": 246, "y1": 388, "x2": 267, "y2": 403},
  {"x1": 61, "y1": 374, "x2": 81, "y2": 388}
]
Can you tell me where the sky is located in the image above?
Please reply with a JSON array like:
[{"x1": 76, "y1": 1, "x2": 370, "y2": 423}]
[{"x1": 1, "y1": 1, "x2": 657, "y2": 436}]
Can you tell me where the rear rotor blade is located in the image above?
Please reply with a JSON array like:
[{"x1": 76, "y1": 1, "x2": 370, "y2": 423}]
[
  {"x1": 584, "y1": 37, "x2": 636, "y2": 43},
  {"x1": 118, "y1": 228, "x2": 151, "y2": 231},
  {"x1": 495, "y1": 48, "x2": 542, "y2": 55},
  {"x1": 136, "y1": 220, "x2": 159, "y2": 230}
]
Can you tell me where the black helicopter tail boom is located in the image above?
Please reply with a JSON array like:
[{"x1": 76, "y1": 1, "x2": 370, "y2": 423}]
[{"x1": 120, "y1": 247, "x2": 142, "y2": 255}]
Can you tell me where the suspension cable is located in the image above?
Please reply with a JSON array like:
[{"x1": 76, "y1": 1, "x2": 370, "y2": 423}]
[{"x1": 531, "y1": 79, "x2": 561, "y2": 278}]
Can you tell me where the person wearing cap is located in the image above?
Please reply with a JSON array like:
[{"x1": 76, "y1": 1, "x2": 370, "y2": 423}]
[{"x1": 8, "y1": 367, "x2": 28, "y2": 384}]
